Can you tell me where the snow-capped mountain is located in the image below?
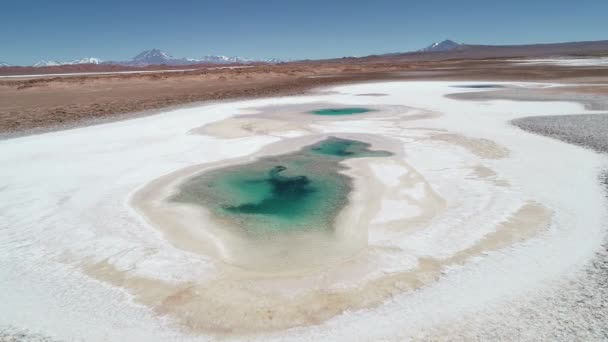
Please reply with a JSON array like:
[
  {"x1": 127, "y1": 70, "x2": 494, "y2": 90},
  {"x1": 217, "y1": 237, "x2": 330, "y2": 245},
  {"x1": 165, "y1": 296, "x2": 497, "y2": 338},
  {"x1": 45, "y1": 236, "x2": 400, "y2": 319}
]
[
  {"x1": 116, "y1": 49, "x2": 282, "y2": 66},
  {"x1": 195, "y1": 55, "x2": 254, "y2": 64},
  {"x1": 34, "y1": 60, "x2": 62, "y2": 67},
  {"x1": 33, "y1": 57, "x2": 103, "y2": 67},
  {"x1": 0, "y1": 61, "x2": 12, "y2": 67},
  {"x1": 72, "y1": 57, "x2": 102, "y2": 64},
  {"x1": 261, "y1": 58, "x2": 286, "y2": 64},
  {"x1": 419, "y1": 39, "x2": 462, "y2": 52}
]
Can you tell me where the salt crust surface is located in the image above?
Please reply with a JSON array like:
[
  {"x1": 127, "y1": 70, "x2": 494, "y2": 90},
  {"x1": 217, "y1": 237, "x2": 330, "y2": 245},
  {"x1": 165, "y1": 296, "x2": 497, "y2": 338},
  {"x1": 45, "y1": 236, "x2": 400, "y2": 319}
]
[{"x1": 1, "y1": 81, "x2": 606, "y2": 341}]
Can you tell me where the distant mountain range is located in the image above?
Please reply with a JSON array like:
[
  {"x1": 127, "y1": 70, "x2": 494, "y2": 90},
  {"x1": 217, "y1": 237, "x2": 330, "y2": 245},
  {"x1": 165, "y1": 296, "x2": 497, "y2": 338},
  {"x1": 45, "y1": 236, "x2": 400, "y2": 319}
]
[
  {"x1": 3, "y1": 40, "x2": 608, "y2": 69},
  {"x1": 22, "y1": 49, "x2": 285, "y2": 67},
  {"x1": 116, "y1": 49, "x2": 281, "y2": 67},
  {"x1": 380, "y1": 39, "x2": 608, "y2": 60}
]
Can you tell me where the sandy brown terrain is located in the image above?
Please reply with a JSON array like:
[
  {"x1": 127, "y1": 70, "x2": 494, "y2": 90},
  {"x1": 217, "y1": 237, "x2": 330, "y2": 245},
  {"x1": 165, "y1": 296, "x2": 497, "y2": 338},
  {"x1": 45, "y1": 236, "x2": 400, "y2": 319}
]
[{"x1": 2, "y1": 59, "x2": 608, "y2": 138}]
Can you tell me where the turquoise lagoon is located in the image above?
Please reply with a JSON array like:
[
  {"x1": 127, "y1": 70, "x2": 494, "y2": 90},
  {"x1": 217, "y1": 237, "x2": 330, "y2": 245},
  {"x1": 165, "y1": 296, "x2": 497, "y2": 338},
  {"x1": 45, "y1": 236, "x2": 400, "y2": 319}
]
[{"x1": 171, "y1": 137, "x2": 391, "y2": 234}]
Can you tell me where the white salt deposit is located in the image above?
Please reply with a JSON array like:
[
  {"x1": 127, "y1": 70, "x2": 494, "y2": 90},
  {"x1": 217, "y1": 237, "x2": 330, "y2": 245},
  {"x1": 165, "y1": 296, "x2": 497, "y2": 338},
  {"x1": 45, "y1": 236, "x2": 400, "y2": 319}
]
[{"x1": 0, "y1": 81, "x2": 606, "y2": 341}]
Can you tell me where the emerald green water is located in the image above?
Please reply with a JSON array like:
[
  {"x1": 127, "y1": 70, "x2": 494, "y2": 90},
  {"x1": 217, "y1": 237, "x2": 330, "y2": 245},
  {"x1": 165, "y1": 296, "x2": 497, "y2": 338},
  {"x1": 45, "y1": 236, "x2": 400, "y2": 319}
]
[
  {"x1": 310, "y1": 107, "x2": 373, "y2": 116},
  {"x1": 171, "y1": 138, "x2": 391, "y2": 234}
]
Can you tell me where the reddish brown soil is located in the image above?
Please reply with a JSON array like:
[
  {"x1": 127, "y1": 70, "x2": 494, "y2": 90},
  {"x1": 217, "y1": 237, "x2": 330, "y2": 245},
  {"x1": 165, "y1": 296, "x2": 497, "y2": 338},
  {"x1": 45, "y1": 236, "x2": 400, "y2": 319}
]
[{"x1": 1, "y1": 59, "x2": 608, "y2": 137}]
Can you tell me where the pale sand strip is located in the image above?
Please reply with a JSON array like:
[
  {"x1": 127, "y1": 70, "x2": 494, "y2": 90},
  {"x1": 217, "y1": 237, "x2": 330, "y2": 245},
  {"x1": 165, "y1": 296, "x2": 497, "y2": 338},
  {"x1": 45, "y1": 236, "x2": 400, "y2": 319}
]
[
  {"x1": 192, "y1": 117, "x2": 307, "y2": 138},
  {"x1": 429, "y1": 133, "x2": 511, "y2": 159},
  {"x1": 189, "y1": 102, "x2": 427, "y2": 139}
]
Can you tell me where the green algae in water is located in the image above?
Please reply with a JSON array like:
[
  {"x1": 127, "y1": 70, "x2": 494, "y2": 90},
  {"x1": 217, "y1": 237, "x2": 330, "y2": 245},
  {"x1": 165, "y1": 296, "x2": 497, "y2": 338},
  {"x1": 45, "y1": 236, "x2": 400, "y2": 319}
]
[
  {"x1": 310, "y1": 108, "x2": 373, "y2": 116},
  {"x1": 171, "y1": 138, "x2": 391, "y2": 234}
]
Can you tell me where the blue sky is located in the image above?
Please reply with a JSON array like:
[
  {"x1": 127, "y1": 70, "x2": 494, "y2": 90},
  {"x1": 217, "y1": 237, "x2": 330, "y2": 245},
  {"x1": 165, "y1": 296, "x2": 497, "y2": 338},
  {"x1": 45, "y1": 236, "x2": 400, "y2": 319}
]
[{"x1": 1, "y1": 0, "x2": 607, "y2": 65}]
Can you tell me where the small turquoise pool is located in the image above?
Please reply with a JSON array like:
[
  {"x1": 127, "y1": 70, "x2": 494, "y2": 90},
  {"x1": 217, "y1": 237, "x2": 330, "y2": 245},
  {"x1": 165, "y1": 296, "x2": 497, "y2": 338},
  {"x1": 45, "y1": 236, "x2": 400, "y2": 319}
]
[{"x1": 309, "y1": 108, "x2": 373, "y2": 116}]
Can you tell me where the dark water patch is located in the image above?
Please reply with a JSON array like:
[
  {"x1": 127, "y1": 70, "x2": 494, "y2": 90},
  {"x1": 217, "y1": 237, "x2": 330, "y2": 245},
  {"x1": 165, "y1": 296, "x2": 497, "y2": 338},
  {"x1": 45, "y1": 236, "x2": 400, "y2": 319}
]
[
  {"x1": 171, "y1": 137, "x2": 392, "y2": 235},
  {"x1": 309, "y1": 107, "x2": 373, "y2": 116},
  {"x1": 452, "y1": 84, "x2": 506, "y2": 89}
]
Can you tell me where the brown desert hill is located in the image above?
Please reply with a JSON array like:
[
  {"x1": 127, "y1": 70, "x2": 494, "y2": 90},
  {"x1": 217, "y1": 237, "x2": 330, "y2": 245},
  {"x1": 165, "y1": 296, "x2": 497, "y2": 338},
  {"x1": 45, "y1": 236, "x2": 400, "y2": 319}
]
[{"x1": 362, "y1": 40, "x2": 608, "y2": 61}]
